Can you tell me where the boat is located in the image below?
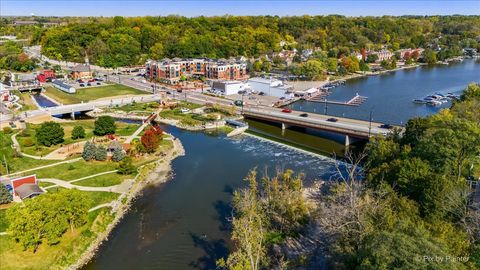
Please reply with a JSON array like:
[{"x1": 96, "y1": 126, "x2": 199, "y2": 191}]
[
  {"x1": 413, "y1": 99, "x2": 427, "y2": 104},
  {"x1": 426, "y1": 100, "x2": 442, "y2": 106}
]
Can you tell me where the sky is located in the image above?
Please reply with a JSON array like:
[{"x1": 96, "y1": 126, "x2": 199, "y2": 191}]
[{"x1": 1, "y1": 1, "x2": 479, "y2": 17}]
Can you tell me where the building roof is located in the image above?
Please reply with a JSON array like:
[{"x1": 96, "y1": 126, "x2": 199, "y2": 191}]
[
  {"x1": 52, "y1": 79, "x2": 75, "y2": 89},
  {"x1": 71, "y1": 64, "x2": 91, "y2": 72},
  {"x1": 15, "y1": 184, "x2": 44, "y2": 200}
]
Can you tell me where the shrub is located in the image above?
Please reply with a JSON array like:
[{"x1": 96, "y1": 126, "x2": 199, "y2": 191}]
[
  {"x1": 111, "y1": 147, "x2": 125, "y2": 162},
  {"x1": 140, "y1": 126, "x2": 163, "y2": 153},
  {"x1": 94, "y1": 116, "x2": 116, "y2": 136},
  {"x1": 0, "y1": 183, "x2": 13, "y2": 204},
  {"x1": 23, "y1": 138, "x2": 34, "y2": 147},
  {"x1": 71, "y1": 126, "x2": 86, "y2": 139},
  {"x1": 82, "y1": 141, "x2": 96, "y2": 161},
  {"x1": 36, "y1": 121, "x2": 64, "y2": 146},
  {"x1": 2, "y1": 127, "x2": 12, "y2": 134},
  {"x1": 117, "y1": 156, "x2": 136, "y2": 175},
  {"x1": 95, "y1": 145, "x2": 107, "y2": 161}
]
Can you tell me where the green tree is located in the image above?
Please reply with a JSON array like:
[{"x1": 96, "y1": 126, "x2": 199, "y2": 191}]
[
  {"x1": 36, "y1": 121, "x2": 64, "y2": 146},
  {"x1": 94, "y1": 116, "x2": 116, "y2": 136},
  {"x1": 117, "y1": 156, "x2": 136, "y2": 175},
  {"x1": 71, "y1": 126, "x2": 86, "y2": 140},
  {"x1": 0, "y1": 183, "x2": 13, "y2": 204},
  {"x1": 111, "y1": 147, "x2": 125, "y2": 162},
  {"x1": 422, "y1": 49, "x2": 437, "y2": 65},
  {"x1": 95, "y1": 145, "x2": 107, "y2": 161},
  {"x1": 82, "y1": 141, "x2": 97, "y2": 161}
]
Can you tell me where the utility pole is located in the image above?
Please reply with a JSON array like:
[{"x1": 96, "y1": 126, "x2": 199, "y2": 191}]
[
  {"x1": 324, "y1": 98, "x2": 328, "y2": 115},
  {"x1": 368, "y1": 110, "x2": 373, "y2": 137}
]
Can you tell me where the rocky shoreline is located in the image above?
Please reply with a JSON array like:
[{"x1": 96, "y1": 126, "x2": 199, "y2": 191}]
[{"x1": 68, "y1": 136, "x2": 185, "y2": 270}]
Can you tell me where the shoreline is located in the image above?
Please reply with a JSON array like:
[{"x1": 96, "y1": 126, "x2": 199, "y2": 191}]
[{"x1": 68, "y1": 135, "x2": 185, "y2": 270}]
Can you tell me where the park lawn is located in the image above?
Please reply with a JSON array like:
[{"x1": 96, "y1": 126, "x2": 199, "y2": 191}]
[
  {"x1": 0, "y1": 131, "x2": 56, "y2": 175},
  {"x1": 113, "y1": 101, "x2": 160, "y2": 113},
  {"x1": 0, "y1": 209, "x2": 8, "y2": 232},
  {"x1": 0, "y1": 208, "x2": 113, "y2": 270},
  {"x1": 35, "y1": 160, "x2": 119, "y2": 181},
  {"x1": 73, "y1": 172, "x2": 131, "y2": 187},
  {"x1": 16, "y1": 120, "x2": 138, "y2": 156},
  {"x1": 38, "y1": 181, "x2": 56, "y2": 188},
  {"x1": 43, "y1": 84, "x2": 146, "y2": 105},
  {"x1": 14, "y1": 91, "x2": 37, "y2": 112},
  {"x1": 45, "y1": 187, "x2": 119, "y2": 208}
]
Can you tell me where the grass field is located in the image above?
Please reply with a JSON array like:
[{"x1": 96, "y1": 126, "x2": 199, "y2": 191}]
[
  {"x1": 35, "y1": 160, "x2": 120, "y2": 181},
  {"x1": 72, "y1": 172, "x2": 130, "y2": 187},
  {"x1": 0, "y1": 131, "x2": 56, "y2": 175},
  {"x1": 0, "y1": 209, "x2": 8, "y2": 232},
  {"x1": 44, "y1": 83, "x2": 146, "y2": 105},
  {"x1": 14, "y1": 91, "x2": 37, "y2": 112},
  {"x1": 16, "y1": 120, "x2": 139, "y2": 157}
]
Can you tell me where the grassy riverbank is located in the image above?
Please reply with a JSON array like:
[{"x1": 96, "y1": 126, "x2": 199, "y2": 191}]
[{"x1": 43, "y1": 83, "x2": 146, "y2": 105}]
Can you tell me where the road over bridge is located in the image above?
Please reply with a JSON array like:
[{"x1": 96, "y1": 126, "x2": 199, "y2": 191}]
[{"x1": 24, "y1": 95, "x2": 161, "y2": 119}]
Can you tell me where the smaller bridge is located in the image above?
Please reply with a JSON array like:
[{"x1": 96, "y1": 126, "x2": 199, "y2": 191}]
[{"x1": 25, "y1": 95, "x2": 162, "y2": 119}]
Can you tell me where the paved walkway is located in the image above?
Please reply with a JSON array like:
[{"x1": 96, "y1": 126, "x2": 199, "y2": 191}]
[
  {"x1": 69, "y1": 170, "x2": 118, "y2": 184},
  {"x1": 124, "y1": 121, "x2": 149, "y2": 144},
  {"x1": 10, "y1": 133, "x2": 79, "y2": 161},
  {"x1": 88, "y1": 203, "x2": 113, "y2": 212},
  {"x1": 40, "y1": 178, "x2": 124, "y2": 193},
  {"x1": 6, "y1": 157, "x2": 82, "y2": 177}
]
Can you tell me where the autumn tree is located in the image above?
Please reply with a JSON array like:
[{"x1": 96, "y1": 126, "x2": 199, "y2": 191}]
[{"x1": 140, "y1": 125, "x2": 163, "y2": 153}]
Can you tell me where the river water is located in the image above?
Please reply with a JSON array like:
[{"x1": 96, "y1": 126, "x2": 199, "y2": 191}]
[
  {"x1": 84, "y1": 60, "x2": 479, "y2": 269},
  {"x1": 291, "y1": 59, "x2": 480, "y2": 125},
  {"x1": 84, "y1": 125, "x2": 339, "y2": 270}
]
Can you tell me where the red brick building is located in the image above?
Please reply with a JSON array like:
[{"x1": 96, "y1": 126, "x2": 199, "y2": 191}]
[{"x1": 146, "y1": 58, "x2": 248, "y2": 84}]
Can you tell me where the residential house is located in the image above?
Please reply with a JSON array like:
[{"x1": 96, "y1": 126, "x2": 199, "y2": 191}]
[{"x1": 70, "y1": 64, "x2": 92, "y2": 80}]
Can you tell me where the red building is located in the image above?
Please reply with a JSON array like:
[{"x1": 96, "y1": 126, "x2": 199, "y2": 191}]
[
  {"x1": 9, "y1": 174, "x2": 44, "y2": 200},
  {"x1": 36, "y1": 70, "x2": 56, "y2": 83}
]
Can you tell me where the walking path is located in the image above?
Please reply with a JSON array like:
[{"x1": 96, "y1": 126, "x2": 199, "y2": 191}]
[
  {"x1": 40, "y1": 178, "x2": 126, "y2": 193},
  {"x1": 124, "y1": 121, "x2": 149, "y2": 144},
  {"x1": 69, "y1": 170, "x2": 118, "y2": 184},
  {"x1": 88, "y1": 203, "x2": 113, "y2": 212},
  {"x1": 5, "y1": 157, "x2": 82, "y2": 177},
  {"x1": 10, "y1": 133, "x2": 82, "y2": 161}
]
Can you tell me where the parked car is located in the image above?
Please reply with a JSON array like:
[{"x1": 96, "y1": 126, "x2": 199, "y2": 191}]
[
  {"x1": 77, "y1": 79, "x2": 84, "y2": 83},
  {"x1": 299, "y1": 113, "x2": 309, "y2": 117},
  {"x1": 96, "y1": 82, "x2": 101, "y2": 85},
  {"x1": 88, "y1": 79, "x2": 95, "y2": 83},
  {"x1": 234, "y1": 100, "x2": 243, "y2": 106},
  {"x1": 79, "y1": 83, "x2": 85, "y2": 87},
  {"x1": 281, "y1": 108, "x2": 292, "y2": 113},
  {"x1": 327, "y1": 118, "x2": 338, "y2": 122},
  {"x1": 380, "y1": 124, "x2": 393, "y2": 129},
  {"x1": 180, "y1": 108, "x2": 190, "y2": 113},
  {"x1": 279, "y1": 97, "x2": 285, "y2": 100},
  {"x1": 87, "y1": 83, "x2": 92, "y2": 86},
  {"x1": 259, "y1": 92, "x2": 266, "y2": 96}
]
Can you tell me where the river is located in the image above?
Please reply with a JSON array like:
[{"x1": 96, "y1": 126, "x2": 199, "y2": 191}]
[
  {"x1": 84, "y1": 60, "x2": 479, "y2": 269},
  {"x1": 84, "y1": 125, "x2": 339, "y2": 270},
  {"x1": 291, "y1": 59, "x2": 480, "y2": 125}
]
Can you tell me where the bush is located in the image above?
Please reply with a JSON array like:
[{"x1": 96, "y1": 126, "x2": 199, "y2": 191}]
[
  {"x1": 2, "y1": 127, "x2": 12, "y2": 134},
  {"x1": 111, "y1": 147, "x2": 125, "y2": 162},
  {"x1": 94, "y1": 116, "x2": 116, "y2": 136},
  {"x1": 0, "y1": 183, "x2": 13, "y2": 204},
  {"x1": 95, "y1": 145, "x2": 107, "y2": 161},
  {"x1": 23, "y1": 138, "x2": 34, "y2": 147},
  {"x1": 36, "y1": 122, "x2": 64, "y2": 146},
  {"x1": 71, "y1": 126, "x2": 86, "y2": 139},
  {"x1": 82, "y1": 141, "x2": 96, "y2": 161},
  {"x1": 117, "y1": 156, "x2": 136, "y2": 175}
]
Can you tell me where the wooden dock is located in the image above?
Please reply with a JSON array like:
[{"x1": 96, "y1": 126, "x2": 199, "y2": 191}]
[{"x1": 307, "y1": 93, "x2": 368, "y2": 107}]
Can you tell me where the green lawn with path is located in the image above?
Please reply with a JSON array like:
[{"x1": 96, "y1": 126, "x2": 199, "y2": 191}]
[
  {"x1": 35, "y1": 160, "x2": 119, "y2": 181},
  {"x1": 72, "y1": 172, "x2": 130, "y2": 187},
  {"x1": 44, "y1": 83, "x2": 146, "y2": 105}
]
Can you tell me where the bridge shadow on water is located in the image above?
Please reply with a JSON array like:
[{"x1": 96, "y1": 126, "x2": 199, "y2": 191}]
[{"x1": 189, "y1": 232, "x2": 229, "y2": 270}]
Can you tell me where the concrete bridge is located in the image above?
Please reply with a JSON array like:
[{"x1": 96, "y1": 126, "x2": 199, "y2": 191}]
[
  {"x1": 241, "y1": 107, "x2": 399, "y2": 146},
  {"x1": 25, "y1": 95, "x2": 161, "y2": 119}
]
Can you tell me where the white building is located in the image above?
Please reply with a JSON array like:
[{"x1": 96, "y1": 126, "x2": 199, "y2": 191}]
[
  {"x1": 52, "y1": 79, "x2": 76, "y2": 94},
  {"x1": 247, "y1": 77, "x2": 294, "y2": 98},
  {"x1": 212, "y1": 81, "x2": 249, "y2": 95}
]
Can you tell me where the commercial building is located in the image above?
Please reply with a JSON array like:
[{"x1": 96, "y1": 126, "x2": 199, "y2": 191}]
[
  {"x1": 36, "y1": 70, "x2": 56, "y2": 83},
  {"x1": 212, "y1": 81, "x2": 249, "y2": 95},
  {"x1": 247, "y1": 77, "x2": 294, "y2": 99},
  {"x1": 52, "y1": 79, "x2": 76, "y2": 93},
  {"x1": 70, "y1": 64, "x2": 92, "y2": 80},
  {"x1": 370, "y1": 49, "x2": 394, "y2": 62},
  {"x1": 146, "y1": 58, "x2": 248, "y2": 84}
]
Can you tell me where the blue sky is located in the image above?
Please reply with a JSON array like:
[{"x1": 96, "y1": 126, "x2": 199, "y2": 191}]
[{"x1": 1, "y1": 1, "x2": 479, "y2": 17}]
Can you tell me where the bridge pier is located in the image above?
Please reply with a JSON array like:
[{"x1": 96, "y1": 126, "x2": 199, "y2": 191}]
[
  {"x1": 281, "y1": 123, "x2": 289, "y2": 130},
  {"x1": 70, "y1": 111, "x2": 75, "y2": 120}
]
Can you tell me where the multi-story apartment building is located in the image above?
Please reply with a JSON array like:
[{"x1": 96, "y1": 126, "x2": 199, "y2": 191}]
[{"x1": 146, "y1": 58, "x2": 247, "y2": 84}]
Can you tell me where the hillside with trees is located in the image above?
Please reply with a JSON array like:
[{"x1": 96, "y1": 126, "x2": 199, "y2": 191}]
[{"x1": 1, "y1": 15, "x2": 479, "y2": 68}]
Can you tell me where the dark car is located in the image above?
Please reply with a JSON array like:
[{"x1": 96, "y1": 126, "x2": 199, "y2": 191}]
[
  {"x1": 87, "y1": 83, "x2": 92, "y2": 86},
  {"x1": 177, "y1": 89, "x2": 183, "y2": 93},
  {"x1": 327, "y1": 118, "x2": 338, "y2": 122},
  {"x1": 258, "y1": 92, "x2": 266, "y2": 96},
  {"x1": 299, "y1": 113, "x2": 309, "y2": 117},
  {"x1": 380, "y1": 124, "x2": 393, "y2": 129},
  {"x1": 96, "y1": 82, "x2": 101, "y2": 85},
  {"x1": 79, "y1": 83, "x2": 85, "y2": 87},
  {"x1": 166, "y1": 91, "x2": 172, "y2": 94}
]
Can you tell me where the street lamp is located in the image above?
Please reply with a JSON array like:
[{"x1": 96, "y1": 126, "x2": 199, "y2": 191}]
[{"x1": 324, "y1": 98, "x2": 328, "y2": 115}]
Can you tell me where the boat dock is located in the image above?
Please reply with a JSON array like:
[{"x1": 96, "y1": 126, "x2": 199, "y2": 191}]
[{"x1": 307, "y1": 93, "x2": 368, "y2": 107}]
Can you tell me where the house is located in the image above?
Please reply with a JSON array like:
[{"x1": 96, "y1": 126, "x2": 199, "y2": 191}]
[
  {"x1": 36, "y1": 70, "x2": 56, "y2": 83},
  {"x1": 70, "y1": 64, "x2": 92, "y2": 80},
  {"x1": 397, "y1": 48, "x2": 424, "y2": 60},
  {"x1": 2, "y1": 175, "x2": 44, "y2": 200},
  {"x1": 52, "y1": 79, "x2": 76, "y2": 93},
  {"x1": 370, "y1": 49, "x2": 394, "y2": 62}
]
